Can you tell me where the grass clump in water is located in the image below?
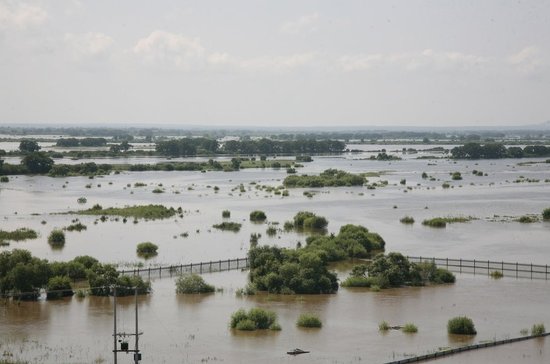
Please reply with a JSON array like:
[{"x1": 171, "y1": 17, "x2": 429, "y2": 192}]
[
  {"x1": 77, "y1": 204, "x2": 177, "y2": 220},
  {"x1": 400, "y1": 216, "x2": 415, "y2": 224},
  {"x1": 293, "y1": 211, "x2": 328, "y2": 230},
  {"x1": 0, "y1": 228, "x2": 38, "y2": 242},
  {"x1": 213, "y1": 222, "x2": 242, "y2": 232},
  {"x1": 543, "y1": 208, "x2": 550, "y2": 221},
  {"x1": 230, "y1": 308, "x2": 280, "y2": 331},
  {"x1": 422, "y1": 216, "x2": 475, "y2": 227},
  {"x1": 175, "y1": 274, "x2": 215, "y2": 294},
  {"x1": 379, "y1": 321, "x2": 390, "y2": 331},
  {"x1": 136, "y1": 242, "x2": 158, "y2": 258},
  {"x1": 531, "y1": 323, "x2": 545, "y2": 336},
  {"x1": 266, "y1": 226, "x2": 277, "y2": 236},
  {"x1": 490, "y1": 270, "x2": 503, "y2": 279},
  {"x1": 402, "y1": 323, "x2": 418, "y2": 333},
  {"x1": 447, "y1": 316, "x2": 477, "y2": 335},
  {"x1": 222, "y1": 210, "x2": 231, "y2": 218},
  {"x1": 65, "y1": 222, "x2": 87, "y2": 232},
  {"x1": 516, "y1": 215, "x2": 538, "y2": 223},
  {"x1": 249, "y1": 210, "x2": 267, "y2": 222},
  {"x1": 48, "y1": 229, "x2": 66, "y2": 247},
  {"x1": 296, "y1": 313, "x2": 322, "y2": 328}
]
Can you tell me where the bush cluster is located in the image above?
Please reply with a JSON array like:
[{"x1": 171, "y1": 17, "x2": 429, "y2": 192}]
[
  {"x1": 342, "y1": 253, "x2": 455, "y2": 289},
  {"x1": 230, "y1": 308, "x2": 280, "y2": 331},
  {"x1": 296, "y1": 313, "x2": 322, "y2": 328},
  {"x1": 447, "y1": 316, "x2": 477, "y2": 335},
  {"x1": 175, "y1": 274, "x2": 215, "y2": 294},
  {"x1": 283, "y1": 169, "x2": 364, "y2": 188}
]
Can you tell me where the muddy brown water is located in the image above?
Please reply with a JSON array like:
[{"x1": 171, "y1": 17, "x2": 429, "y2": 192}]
[{"x1": 1, "y1": 150, "x2": 549, "y2": 363}]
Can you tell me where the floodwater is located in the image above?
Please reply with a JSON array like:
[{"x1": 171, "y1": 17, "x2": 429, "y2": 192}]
[{"x1": 1, "y1": 146, "x2": 550, "y2": 363}]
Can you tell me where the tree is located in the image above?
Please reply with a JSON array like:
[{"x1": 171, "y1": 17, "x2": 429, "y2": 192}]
[
  {"x1": 19, "y1": 139, "x2": 41, "y2": 153},
  {"x1": 21, "y1": 152, "x2": 54, "y2": 174}
]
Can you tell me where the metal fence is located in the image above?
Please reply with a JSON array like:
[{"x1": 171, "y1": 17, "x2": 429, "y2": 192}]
[
  {"x1": 407, "y1": 256, "x2": 550, "y2": 280},
  {"x1": 384, "y1": 332, "x2": 550, "y2": 364},
  {"x1": 118, "y1": 257, "x2": 249, "y2": 279}
]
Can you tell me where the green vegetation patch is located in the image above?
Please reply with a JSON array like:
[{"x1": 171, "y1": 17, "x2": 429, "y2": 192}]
[
  {"x1": 531, "y1": 323, "x2": 545, "y2": 336},
  {"x1": 402, "y1": 323, "x2": 418, "y2": 333},
  {"x1": 250, "y1": 210, "x2": 267, "y2": 222},
  {"x1": 213, "y1": 222, "x2": 242, "y2": 232},
  {"x1": 297, "y1": 313, "x2": 322, "y2": 328},
  {"x1": 542, "y1": 208, "x2": 550, "y2": 221},
  {"x1": 76, "y1": 204, "x2": 177, "y2": 220},
  {"x1": 399, "y1": 216, "x2": 415, "y2": 224},
  {"x1": 422, "y1": 216, "x2": 476, "y2": 228},
  {"x1": 342, "y1": 253, "x2": 455, "y2": 289},
  {"x1": 0, "y1": 228, "x2": 38, "y2": 243},
  {"x1": 448, "y1": 316, "x2": 477, "y2": 335},
  {"x1": 293, "y1": 211, "x2": 329, "y2": 230},
  {"x1": 230, "y1": 308, "x2": 280, "y2": 331},
  {"x1": 48, "y1": 229, "x2": 66, "y2": 247},
  {"x1": 283, "y1": 168, "x2": 365, "y2": 188},
  {"x1": 175, "y1": 274, "x2": 215, "y2": 294},
  {"x1": 136, "y1": 242, "x2": 158, "y2": 258}
]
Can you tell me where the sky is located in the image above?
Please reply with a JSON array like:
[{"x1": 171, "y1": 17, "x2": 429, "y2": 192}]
[{"x1": 1, "y1": 0, "x2": 549, "y2": 128}]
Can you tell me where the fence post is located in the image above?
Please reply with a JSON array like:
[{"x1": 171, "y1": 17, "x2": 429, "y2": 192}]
[
  {"x1": 190, "y1": 262, "x2": 193, "y2": 274},
  {"x1": 159, "y1": 266, "x2": 161, "y2": 278},
  {"x1": 516, "y1": 262, "x2": 518, "y2": 278},
  {"x1": 237, "y1": 259, "x2": 239, "y2": 269},
  {"x1": 546, "y1": 265, "x2": 548, "y2": 280},
  {"x1": 473, "y1": 259, "x2": 476, "y2": 275},
  {"x1": 531, "y1": 264, "x2": 533, "y2": 279},
  {"x1": 148, "y1": 267, "x2": 151, "y2": 279},
  {"x1": 502, "y1": 261, "x2": 504, "y2": 275},
  {"x1": 227, "y1": 259, "x2": 230, "y2": 271},
  {"x1": 487, "y1": 260, "x2": 490, "y2": 276},
  {"x1": 200, "y1": 262, "x2": 203, "y2": 274},
  {"x1": 446, "y1": 258, "x2": 448, "y2": 269},
  {"x1": 460, "y1": 259, "x2": 462, "y2": 273},
  {"x1": 219, "y1": 260, "x2": 221, "y2": 271}
]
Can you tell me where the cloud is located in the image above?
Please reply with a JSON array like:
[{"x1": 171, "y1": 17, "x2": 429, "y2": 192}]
[
  {"x1": 239, "y1": 53, "x2": 316, "y2": 71},
  {"x1": 339, "y1": 49, "x2": 487, "y2": 72},
  {"x1": 133, "y1": 30, "x2": 206, "y2": 69},
  {"x1": 508, "y1": 46, "x2": 545, "y2": 73},
  {"x1": 0, "y1": 2, "x2": 48, "y2": 29},
  {"x1": 64, "y1": 32, "x2": 114, "y2": 59},
  {"x1": 280, "y1": 13, "x2": 320, "y2": 34}
]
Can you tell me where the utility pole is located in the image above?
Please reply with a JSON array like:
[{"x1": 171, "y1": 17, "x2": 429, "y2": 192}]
[{"x1": 112, "y1": 286, "x2": 143, "y2": 363}]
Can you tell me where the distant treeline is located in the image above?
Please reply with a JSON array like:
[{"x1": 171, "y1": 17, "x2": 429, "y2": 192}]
[
  {"x1": 451, "y1": 143, "x2": 550, "y2": 159},
  {"x1": 156, "y1": 138, "x2": 346, "y2": 156},
  {"x1": 56, "y1": 137, "x2": 108, "y2": 147}
]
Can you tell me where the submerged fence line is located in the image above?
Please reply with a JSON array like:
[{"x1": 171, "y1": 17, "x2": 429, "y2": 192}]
[
  {"x1": 118, "y1": 257, "x2": 249, "y2": 279},
  {"x1": 383, "y1": 332, "x2": 550, "y2": 364},
  {"x1": 406, "y1": 256, "x2": 550, "y2": 280},
  {"x1": 118, "y1": 256, "x2": 549, "y2": 281}
]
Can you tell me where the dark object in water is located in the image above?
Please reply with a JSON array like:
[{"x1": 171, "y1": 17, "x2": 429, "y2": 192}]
[{"x1": 287, "y1": 348, "x2": 310, "y2": 355}]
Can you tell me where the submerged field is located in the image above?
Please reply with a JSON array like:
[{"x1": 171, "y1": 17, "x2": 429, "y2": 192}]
[{"x1": 1, "y1": 145, "x2": 549, "y2": 363}]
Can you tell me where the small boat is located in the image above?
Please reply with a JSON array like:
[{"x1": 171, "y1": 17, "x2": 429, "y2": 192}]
[{"x1": 287, "y1": 348, "x2": 310, "y2": 355}]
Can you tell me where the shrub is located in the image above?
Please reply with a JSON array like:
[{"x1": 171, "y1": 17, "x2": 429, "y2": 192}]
[
  {"x1": 531, "y1": 323, "x2": 545, "y2": 336},
  {"x1": 442, "y1": 182, "x2": 450, "y2": 189},
  {"x1": 517, "y1": 215, "x2": 537, "y2": 223},
  {"x1": 266, "y1": 226, "x2": 277, "y2": 236},
  {"x1": 543, "y1": 208, "x2": 550, "y2": 221},
  {"x1": 447, "y1": 316, "x2": 477, "y2": 335},
  {"x1": 402, "y1": 323, "x2": 418, "y2": 333},
  {"x1": 293, "y1": 211, "x2": 328, "y2": 230},
  {"x1": 65, "y1": 222, "x2": 87, "y2": 232},
  {"x1": 222, "y1": 210, "x2": 231, "y2": 218},
  {"x1": 230, "y1": 308, "x2": 279, "y2": 331},
  {"x1": 400, "y1": 216, "x2": 415, "y2": 224},
  {"x1": 48, "y1": 229, "x2": 66, "y2": 247},
  {"x1": 250, "y1": 210, "x2": 267, "y2": 222},
  {"x1": 0, "y1": 176, "x2": 9, "y2": 183},
  {"x1": 297, "y1": 313, "x2": 322, "y2": 328},
  {"x1": 379, "y1": 321, "x2": 390, "y2": 331},
  {"x1": 46, "y1": 276, "x2": 74, "y2": 300},
  {"x1": 451, "y1": 172, "x2": 462, "y2": 180},
  {"x1": 212, "y1": 222, "x2": 242, "y2": 232},
  {"x1": 175, "y1": 274, "x2": 215, "y2": 294},
  {"x1": 0, "y1": 228, "x2": 38, "y2": 242},
  {"x1": 136, "y1": 242, "x2": 158, "y2": 258},
  {"x1": 77, "y1": 197, "x2": 87, "y2": 204},
  {"x1": 490, "y1": 270, "x2": 503, "y2": 279},
  {"x1": 422, "y1": 218, "x2": 447, "y2": 228},
  {"x1": 341, "y1": 276, "x2": 373, "y2": 288}
]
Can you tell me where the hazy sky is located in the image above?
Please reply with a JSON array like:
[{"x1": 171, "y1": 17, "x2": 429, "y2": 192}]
[{"x1": 1, "y1": 0, "x2": 549, "y2": 127}]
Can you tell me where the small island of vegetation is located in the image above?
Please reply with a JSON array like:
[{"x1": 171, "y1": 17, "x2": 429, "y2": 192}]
[{"x1": 283, "y1": 169, "x2": 365, "y2": 188}]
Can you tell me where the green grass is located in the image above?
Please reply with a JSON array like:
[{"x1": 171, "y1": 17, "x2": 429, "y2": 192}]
[
  {"x1": 490, "y1": 270, "x2": 503, "y2": 279},
  {"x1": 0, "y1": 228, "x2": 38, "y2": 242},
  {"x1": 213, "y1": 222, "x2": 242, "y2": 232},
  {"x1": 402, "y1": 323, "x2": 418, "y2": 333},
  {"x1": 175, "y1": 274, "x2": 215, "y2": 294},
  {"x1": 422, "y1": 216, "x2": 475, "y2": 227},
  {"x1": 65, "y1": 222, "x2": 87, "y2": 232},
  {"x1": 400, "y1": 216, "x2": 415, "y2": 224},
  {"x1": 136, "y1": 242, "x2": 158, "y2": 258},
  {"x1": 296, "y1": 313, "x2": 322, "y2": 328},
  {"x1": 48, "y1": 229, "x2": 66, "y2": 247},
  {"x1": 516, "y1": 215, "x2": 539, "y2": 223},
  {"x1": 379, "y1": 321, "x2": 390, "y2": 331},
  {"x1": 531, "y1": 323, "x2": 545, "y2": 336},
  {"x1": 447, "y1": 316, "x2": 477, "y2": 335},
  {"x1": 250, "y1": 210, "x2": 267, "y2": 222},
  {"x1": 230, "y1": 308, "x2": 279, "y2": 331},
  {"x1": 76, "y1": 204, "x2": 177, "y2": 219}
]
